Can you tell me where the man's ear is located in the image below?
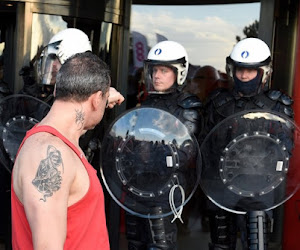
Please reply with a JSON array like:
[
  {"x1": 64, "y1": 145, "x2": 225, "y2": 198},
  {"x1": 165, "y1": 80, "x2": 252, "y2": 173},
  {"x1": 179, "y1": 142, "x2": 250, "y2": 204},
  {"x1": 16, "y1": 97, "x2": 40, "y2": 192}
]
[
  {"x1": 53, "y1": 85, "x2": 56, "y2": 97},
  {"x1": 91, "y1": 90, "x2": 102, "y2": 110}
]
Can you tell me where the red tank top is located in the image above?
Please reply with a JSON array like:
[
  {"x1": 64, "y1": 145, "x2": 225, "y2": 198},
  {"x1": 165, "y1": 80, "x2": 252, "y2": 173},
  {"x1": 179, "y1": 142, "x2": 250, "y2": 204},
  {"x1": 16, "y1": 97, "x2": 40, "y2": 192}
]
[{"x1": 11, "y1": 125, "x2": 110, "y2": 250}]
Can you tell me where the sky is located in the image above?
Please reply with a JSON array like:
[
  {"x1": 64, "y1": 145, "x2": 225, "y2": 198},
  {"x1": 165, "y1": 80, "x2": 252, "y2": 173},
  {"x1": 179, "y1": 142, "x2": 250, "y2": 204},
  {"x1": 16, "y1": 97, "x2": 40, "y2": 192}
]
[{"x1": 130, "y1": 3, "x2": 260, "y2": 72}]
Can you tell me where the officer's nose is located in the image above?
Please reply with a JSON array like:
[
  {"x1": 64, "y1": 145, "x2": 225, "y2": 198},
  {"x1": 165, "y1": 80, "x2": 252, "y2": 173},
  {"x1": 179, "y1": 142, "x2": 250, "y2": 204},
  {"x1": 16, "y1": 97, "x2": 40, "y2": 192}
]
[
  {"x1": 153, "y1": 70, "x2": 161, "y2": 79},
  {"x1": 240, "y1": 69, "x2": 250, "y2": 79}
]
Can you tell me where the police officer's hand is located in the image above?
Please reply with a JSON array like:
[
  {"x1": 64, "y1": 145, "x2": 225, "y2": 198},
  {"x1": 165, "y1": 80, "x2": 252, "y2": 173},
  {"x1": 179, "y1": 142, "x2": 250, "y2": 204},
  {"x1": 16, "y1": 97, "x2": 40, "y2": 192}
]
[{"x1": 19, "y1": 66, "x2": 32, "y2": 76}]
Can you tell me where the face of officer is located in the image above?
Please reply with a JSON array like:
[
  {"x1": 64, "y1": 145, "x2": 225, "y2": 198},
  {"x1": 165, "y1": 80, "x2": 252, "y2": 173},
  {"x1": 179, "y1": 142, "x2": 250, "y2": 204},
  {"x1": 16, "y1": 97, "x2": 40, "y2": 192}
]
[
  {"x1": 50, "y1": 58, "x2": 62, "y2": 85},
  {"x1": 234, "y1": 67, "x2": 261, "y2": 96},
  {"x1": 235, "y1": 67, "x2": 258, "y2": 82},
  {"x1": 152, "y1": 65, "x2": 176, "y2": 92},
  {"x1": 41, "y1": 56, "x2": 62, "y2": 86}
]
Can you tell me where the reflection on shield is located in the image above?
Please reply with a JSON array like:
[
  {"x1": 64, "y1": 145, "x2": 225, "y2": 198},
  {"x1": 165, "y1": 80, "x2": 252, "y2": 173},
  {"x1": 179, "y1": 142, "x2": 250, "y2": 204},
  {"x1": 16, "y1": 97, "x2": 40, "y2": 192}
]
[
  {"x1": 0, "y1": 94, "x2": 50, "y2": 173},
  {"x1": 101, "y1": 107, "x2": 201, "y2": 219},
  {"x1": 200, "y1": 109, "x2": 300, "y2": 214}
]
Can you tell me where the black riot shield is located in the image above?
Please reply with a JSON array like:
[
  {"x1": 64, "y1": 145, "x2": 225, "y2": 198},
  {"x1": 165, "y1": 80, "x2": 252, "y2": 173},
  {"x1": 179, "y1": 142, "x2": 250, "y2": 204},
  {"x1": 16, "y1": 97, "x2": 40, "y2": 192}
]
[
  {"x1": 0, "y1": 94, "x2": 50, "y2": 173},
  {"x1": 200, "y1": 110, "x2": 300, "y2": 214},
  {"x1": 100, "y1": 107, "x2": 201, "y2": 219}
]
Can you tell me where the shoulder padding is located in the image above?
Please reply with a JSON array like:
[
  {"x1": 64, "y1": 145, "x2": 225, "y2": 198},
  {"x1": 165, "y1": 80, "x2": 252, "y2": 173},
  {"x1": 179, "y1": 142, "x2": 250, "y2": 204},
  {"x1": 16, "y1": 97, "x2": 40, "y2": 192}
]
[
  {"x1": 267, "y1": 90, "x2": 293, "y2": 106},
  {"x1": 208, "y1": 88, "x2": 234, "y2": 108},
  {"x1": 177, "y1": 92, "x2": 202, "y2": 109}
]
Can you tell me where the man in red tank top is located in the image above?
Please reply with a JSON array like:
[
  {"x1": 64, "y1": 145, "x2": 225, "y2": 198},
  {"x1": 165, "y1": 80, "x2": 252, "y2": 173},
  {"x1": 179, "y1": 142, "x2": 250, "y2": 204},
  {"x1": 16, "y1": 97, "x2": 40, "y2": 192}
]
[{"x1": 11, "y1": 52, "x2": 114, "y2": 249}]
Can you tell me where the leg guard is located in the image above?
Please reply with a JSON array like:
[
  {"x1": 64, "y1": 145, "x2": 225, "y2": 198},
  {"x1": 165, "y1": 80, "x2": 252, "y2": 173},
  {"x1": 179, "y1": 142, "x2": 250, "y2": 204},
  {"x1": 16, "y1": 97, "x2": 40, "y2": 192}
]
[
  {"x1": 247, "y1": 211, "x2": 268, "y2": 250},
  {"x1": 125, "y1": 212, "x2": 148, "y2": 250},
  {"x1": 208, "y1": 209, "x2": 237, "y2": 250},
  {"x1": 147, "y1": 207, "x2": 178, "y2": 250}
]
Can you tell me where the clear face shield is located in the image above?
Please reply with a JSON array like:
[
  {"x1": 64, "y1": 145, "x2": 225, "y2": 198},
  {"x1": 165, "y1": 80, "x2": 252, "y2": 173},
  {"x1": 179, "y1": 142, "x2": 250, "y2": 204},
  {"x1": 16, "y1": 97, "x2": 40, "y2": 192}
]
[{"x1": 37, "y1": 42, "x2": 62, "y2": 86}]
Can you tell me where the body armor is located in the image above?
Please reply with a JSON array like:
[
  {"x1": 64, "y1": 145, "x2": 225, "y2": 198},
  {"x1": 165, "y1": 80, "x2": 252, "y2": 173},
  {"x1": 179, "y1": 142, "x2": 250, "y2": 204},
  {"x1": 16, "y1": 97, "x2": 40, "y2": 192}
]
[
  {"x1": 201, "y1": 88, "x2": 294, "y2": 250},
  {"x1": 125, "y1": 90, "x2": 202, "y2": 250},
  {"x1": 201, "y1": 88, "x2": 293, "y2": 140},
  {"x1": 142, "y1": 90, "x2": 202, "y2": 137}
]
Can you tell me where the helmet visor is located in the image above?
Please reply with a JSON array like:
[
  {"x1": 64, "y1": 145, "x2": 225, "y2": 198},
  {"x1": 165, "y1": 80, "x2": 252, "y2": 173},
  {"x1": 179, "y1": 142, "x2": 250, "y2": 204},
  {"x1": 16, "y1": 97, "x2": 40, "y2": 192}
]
[{"x1": 38, "y1": 45, "x2": 62, "y2": 85}]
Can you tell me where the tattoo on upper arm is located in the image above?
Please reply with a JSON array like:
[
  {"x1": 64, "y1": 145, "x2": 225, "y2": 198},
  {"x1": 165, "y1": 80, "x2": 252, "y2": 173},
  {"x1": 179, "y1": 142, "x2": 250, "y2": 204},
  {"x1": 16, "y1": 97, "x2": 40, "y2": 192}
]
[
  {"x1": 32, "y1": 145, "x2": 64, "y2": 202},
  {"x1": 75, "y1": 108, "x2": 84, "y2": 129}
]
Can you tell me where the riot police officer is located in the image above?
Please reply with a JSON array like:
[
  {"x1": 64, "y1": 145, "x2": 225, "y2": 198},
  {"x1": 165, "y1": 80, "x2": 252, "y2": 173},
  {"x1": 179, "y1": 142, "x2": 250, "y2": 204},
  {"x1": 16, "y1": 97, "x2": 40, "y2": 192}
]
[
  {"x1": 201, "y1": 38, "x2": 293, "y2": 250},
  {"x1": 18, "y1": 28, "x2": 124, "y2": 162},
  {"x1": 20, "y1": 28, "x2": 124, "y2": 107},
  {"x1": 125, "y1": 41, "x2": 202, "y2": 250},
  {"x1": 19, "y1": 28, "x2": 92, "y2": 103},
  {"x1": 143, "y1": 41, "x2": 202, "y2": 135}
]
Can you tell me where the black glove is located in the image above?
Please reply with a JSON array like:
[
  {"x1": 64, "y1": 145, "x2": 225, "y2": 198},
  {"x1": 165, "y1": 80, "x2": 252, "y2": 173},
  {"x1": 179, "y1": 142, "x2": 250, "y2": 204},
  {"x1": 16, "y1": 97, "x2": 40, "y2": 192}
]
[{"x1": 19, "y1": 64, "x2": 36, "y2": 86}]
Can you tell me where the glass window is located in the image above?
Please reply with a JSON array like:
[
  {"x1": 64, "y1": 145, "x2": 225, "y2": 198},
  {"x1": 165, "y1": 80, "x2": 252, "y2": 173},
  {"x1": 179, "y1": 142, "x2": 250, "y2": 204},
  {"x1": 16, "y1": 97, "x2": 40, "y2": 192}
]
[
  {"x1": 99, "y1": 22, "x2": 113, "y2": 66},
  {"x1": 31, "y1": 13, "x2": 113, "y2": 65},
  {"x1": 128, "y1": 3, "x2": 261, "y2": 107},
  {"x1": 0, "y1": 38, "x2": 4, "y2": 82},
  {"x1": 31, "y1": 13, "x2": 68, "y2": 60},
  {"x1": 130, "y1": 3, "x2": 260, "y2": 73}
]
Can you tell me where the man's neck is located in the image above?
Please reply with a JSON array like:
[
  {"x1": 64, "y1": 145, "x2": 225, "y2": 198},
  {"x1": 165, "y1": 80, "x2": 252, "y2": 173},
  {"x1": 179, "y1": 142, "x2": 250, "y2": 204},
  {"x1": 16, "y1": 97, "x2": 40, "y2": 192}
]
[{"x1": 39, "y1": 100, "x2": 86, "y2": 147}]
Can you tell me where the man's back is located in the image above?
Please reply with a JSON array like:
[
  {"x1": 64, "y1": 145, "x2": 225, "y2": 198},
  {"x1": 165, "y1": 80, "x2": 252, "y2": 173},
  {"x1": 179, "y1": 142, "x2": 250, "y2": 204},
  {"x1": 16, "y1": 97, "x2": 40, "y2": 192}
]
[
  {"x1": 12, "y1": 125, "x2": 109, "y2": 249},
  {"x1": 11, "y1": 51, "x2": 112, "y2": 250}
]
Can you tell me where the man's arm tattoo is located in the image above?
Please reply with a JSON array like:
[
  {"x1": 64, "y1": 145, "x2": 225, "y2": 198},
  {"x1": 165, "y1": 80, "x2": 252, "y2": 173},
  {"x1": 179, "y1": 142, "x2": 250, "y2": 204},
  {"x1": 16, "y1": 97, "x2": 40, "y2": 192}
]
[
  {"x1": 32, "y1": 145, "x2": 64, "y2": 202},
  {"x1": 75, "y1": 108, "x2": 85, "y2": 129}
]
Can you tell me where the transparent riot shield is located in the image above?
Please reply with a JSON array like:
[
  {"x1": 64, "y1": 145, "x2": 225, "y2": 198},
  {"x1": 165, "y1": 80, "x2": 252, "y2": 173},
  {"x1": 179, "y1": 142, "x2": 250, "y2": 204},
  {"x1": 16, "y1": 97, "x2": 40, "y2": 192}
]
[
  {"x1": 200, "y1": 110, "x2": 300, "y2": 249},
  {"x1": 201, "y1": 110, "x2": 299, "y2": 213},
  {"x1": 0, "y1": 94, "x2": 50, "y2": 173},
  {"x1": 100, "y1": 107, "x2": 201, "y2": 219}
]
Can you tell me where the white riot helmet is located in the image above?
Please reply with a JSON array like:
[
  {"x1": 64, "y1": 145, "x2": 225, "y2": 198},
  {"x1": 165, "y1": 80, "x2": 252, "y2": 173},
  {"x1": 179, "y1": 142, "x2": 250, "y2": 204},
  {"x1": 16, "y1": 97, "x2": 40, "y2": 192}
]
[
  {"x1": 144, "y1": 41, "x2": 189, "y2": 94},
  {"x1": 226, "y1": 38, "x2": 272, "y2": 95},
  {"x1": 38, "y1": 28, "x2": 92, "y2": 85}
]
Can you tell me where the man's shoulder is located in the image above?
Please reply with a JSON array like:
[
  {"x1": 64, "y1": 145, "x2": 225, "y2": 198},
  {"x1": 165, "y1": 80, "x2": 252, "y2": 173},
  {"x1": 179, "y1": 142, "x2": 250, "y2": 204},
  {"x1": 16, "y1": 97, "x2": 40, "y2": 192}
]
[
  {"x1": 13, "y1": 133, "x2": 68, "y2": 202},
  {"x1": 21, "y1": 132, "x2": 65, "y2": 151},
  {"x1": 16, "y1": 133, "x2": 76, "y2": 172}
]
